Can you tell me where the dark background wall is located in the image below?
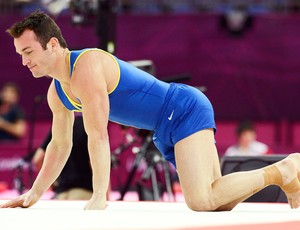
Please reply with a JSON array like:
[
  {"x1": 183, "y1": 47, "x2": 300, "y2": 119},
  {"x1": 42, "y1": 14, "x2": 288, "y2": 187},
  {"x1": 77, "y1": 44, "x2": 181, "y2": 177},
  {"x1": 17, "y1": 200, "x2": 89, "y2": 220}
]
[{"x1": 1, "y1": 13, "x2": 300, "y2": 121}]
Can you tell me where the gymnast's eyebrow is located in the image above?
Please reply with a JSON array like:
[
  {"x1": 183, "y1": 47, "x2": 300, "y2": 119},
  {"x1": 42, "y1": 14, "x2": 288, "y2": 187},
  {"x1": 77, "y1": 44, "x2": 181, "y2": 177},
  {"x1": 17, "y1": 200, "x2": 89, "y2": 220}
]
[{"x1": 16, "y1": 46, "x2": 31, "y2": 55}]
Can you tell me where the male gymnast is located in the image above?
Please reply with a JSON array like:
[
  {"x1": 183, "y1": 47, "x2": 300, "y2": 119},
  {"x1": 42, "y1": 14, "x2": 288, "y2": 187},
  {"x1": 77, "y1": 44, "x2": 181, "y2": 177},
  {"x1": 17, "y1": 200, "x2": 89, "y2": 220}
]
[{"x1": 1, "y1": 10, "x2": 300, "y2": 211}]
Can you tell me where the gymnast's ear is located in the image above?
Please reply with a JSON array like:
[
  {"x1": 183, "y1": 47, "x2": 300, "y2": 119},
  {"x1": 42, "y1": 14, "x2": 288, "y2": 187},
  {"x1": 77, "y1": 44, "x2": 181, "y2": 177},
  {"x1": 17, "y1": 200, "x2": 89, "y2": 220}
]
[{"x1": 46, "y1": 37, "x2": 59, "y2": 51}]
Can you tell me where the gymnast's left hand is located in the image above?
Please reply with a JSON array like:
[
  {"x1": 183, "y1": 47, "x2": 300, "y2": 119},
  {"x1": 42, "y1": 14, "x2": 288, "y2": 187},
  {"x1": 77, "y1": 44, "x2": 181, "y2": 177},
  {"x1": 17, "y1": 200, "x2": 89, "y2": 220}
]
[
  {"x1": 0, "y1": 189, "x2": 40, "y2": 208},
  {"x1": 84, "y1": 194, "x2": 107, "y2": 210}
]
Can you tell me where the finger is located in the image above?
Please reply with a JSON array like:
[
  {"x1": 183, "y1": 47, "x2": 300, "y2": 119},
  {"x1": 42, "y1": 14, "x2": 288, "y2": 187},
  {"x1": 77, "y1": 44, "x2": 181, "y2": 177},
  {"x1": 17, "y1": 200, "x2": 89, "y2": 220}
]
[{"x1": 0, "y1": 198, "x2": 25, "y2": 208}]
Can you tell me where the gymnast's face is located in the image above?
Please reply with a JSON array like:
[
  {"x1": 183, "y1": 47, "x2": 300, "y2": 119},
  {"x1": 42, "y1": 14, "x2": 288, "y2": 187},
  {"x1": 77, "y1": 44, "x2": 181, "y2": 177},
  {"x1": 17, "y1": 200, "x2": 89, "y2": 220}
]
[{"x1": 14, "y1": 29, "x2": 53, "y2": 78}]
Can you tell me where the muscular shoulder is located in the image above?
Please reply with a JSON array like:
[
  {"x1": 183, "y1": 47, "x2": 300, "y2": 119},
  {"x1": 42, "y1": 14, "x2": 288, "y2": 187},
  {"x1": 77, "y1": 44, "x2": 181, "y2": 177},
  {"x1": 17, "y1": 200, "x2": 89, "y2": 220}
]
[
  {"x1": 71, "y1": 50, "x2": 119, "y2": 94},
  {"x1": 73, "y1": 50, "x2": 118, "y2": 74}
]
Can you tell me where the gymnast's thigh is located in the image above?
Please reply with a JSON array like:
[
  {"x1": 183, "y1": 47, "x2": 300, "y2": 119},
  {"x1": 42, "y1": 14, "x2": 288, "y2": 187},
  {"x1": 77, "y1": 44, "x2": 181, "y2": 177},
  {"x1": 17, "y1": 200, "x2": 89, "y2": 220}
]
[{"x1": 174, "y1": 129, "x2": 221, "y2": 199}]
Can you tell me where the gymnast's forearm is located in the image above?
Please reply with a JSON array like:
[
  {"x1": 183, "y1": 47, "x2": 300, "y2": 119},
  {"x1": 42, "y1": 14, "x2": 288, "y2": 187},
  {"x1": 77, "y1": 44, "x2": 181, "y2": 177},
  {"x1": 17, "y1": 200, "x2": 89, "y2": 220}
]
[
  {"x1": 30, "y1": 142, "x2": 72, "y2": 196},
  {"x1": 88, "y1": 137, "x2": 111, "y2": 198}
]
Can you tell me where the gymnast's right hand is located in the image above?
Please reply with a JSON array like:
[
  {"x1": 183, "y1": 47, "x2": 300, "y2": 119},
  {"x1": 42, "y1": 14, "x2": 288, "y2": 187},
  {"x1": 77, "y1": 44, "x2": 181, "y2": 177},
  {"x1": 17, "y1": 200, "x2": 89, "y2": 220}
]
[{"x1": 0, "y1": 189, "x2": 40, "y2": 208}]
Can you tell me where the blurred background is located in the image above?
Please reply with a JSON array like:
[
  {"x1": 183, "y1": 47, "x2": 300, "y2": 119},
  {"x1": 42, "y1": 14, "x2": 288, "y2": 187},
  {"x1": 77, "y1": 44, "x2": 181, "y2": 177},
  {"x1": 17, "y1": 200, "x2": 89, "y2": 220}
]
[{"x1": 0, "y1": 0, "x2": 300, "y2": 200}]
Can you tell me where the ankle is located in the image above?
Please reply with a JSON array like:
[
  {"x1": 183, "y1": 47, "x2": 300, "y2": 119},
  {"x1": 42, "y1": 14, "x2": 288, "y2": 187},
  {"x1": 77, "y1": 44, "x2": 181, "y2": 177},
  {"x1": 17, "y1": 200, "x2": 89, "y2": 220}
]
[{"x1": 263, "y1": 165, "x2": 282, "y2": 186}]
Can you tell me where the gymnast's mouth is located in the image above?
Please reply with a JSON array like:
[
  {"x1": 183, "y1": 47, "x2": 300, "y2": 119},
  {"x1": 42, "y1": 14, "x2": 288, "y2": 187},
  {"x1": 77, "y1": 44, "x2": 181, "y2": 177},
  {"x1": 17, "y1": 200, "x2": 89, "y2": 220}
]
[{"x1": 28, "y1": 65, "x2": 37, "y2": 70}]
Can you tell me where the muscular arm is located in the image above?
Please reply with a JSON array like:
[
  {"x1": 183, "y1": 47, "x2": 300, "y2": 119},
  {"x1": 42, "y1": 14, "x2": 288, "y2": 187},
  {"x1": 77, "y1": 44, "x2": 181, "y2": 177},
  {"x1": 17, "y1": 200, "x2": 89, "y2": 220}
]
[
  {"x1": 71, "y1": 51, "x2": 115, "y2": 209},
  {"x1": 30, "y1": 81, "x2": 74, "y2": 196}
]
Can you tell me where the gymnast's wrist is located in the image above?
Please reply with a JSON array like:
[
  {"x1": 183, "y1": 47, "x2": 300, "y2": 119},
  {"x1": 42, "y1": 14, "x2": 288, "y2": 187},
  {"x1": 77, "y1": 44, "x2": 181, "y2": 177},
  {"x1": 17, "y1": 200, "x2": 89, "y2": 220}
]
[{"x1": 30, "y1": 184, "x2": 47, "y2": 197}]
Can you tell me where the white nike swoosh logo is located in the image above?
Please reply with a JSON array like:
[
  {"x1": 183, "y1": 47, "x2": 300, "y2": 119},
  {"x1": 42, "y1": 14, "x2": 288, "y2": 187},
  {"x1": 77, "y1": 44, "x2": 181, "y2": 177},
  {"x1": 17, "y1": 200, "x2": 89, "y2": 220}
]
[{"x1": 168, "y1": 110, "x2": 174, "y2": 120}]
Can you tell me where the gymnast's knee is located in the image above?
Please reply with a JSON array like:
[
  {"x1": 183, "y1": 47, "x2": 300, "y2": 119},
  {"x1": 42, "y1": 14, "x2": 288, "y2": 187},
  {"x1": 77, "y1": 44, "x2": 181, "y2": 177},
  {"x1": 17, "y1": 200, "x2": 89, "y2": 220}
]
[
  {"x1": 185, "y1": 195, "x2": 219, "y2": 212},
  {"x1": 185, "y1": 198, "x2": 234, "y2": 212}
]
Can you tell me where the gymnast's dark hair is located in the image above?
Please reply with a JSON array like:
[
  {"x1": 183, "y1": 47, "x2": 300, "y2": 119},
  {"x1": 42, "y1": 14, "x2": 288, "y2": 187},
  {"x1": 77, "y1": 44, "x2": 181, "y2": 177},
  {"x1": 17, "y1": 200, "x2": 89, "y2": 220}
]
[{"x1": 6, "y1": 10, "x2": 68, "y2": 50}]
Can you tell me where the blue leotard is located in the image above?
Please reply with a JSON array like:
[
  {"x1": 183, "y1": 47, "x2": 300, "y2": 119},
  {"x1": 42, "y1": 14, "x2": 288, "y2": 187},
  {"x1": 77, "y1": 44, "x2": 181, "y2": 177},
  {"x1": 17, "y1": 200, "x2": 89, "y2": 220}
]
[
  {"x1": 55, "y1": 48, "x2": 169, "y2": 130},
  {"x1": 55, "y1": 48, "x2": 216, "y2": 167}
]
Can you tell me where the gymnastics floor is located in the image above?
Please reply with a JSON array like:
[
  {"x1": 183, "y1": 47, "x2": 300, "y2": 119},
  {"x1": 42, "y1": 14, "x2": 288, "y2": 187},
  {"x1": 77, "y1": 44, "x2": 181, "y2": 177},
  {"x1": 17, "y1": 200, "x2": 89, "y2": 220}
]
[{"x1": 0, "y1": 195, "x2": 300, "y2": 230}]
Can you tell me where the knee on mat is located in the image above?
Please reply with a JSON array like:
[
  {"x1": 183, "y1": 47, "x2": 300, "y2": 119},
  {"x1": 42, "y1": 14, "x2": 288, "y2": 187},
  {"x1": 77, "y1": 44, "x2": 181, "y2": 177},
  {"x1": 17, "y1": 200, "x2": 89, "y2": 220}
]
[{"x1": 185, "y1": 197, "x2": 217, "y2": 212}]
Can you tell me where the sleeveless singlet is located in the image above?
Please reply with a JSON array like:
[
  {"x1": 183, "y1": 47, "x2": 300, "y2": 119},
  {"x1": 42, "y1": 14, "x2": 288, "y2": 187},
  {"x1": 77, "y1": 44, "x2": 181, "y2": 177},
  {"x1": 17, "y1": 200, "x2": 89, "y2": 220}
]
[{"x1": 54, "y1": 48, "x2": 170, "y2": 131}]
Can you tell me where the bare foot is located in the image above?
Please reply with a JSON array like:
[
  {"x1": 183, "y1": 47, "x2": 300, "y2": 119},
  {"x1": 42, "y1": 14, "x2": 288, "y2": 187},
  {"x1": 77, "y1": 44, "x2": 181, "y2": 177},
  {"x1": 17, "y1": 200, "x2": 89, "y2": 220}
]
[{"x1": 276, "y1": 153, "x2": 300, "y2": 209}]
